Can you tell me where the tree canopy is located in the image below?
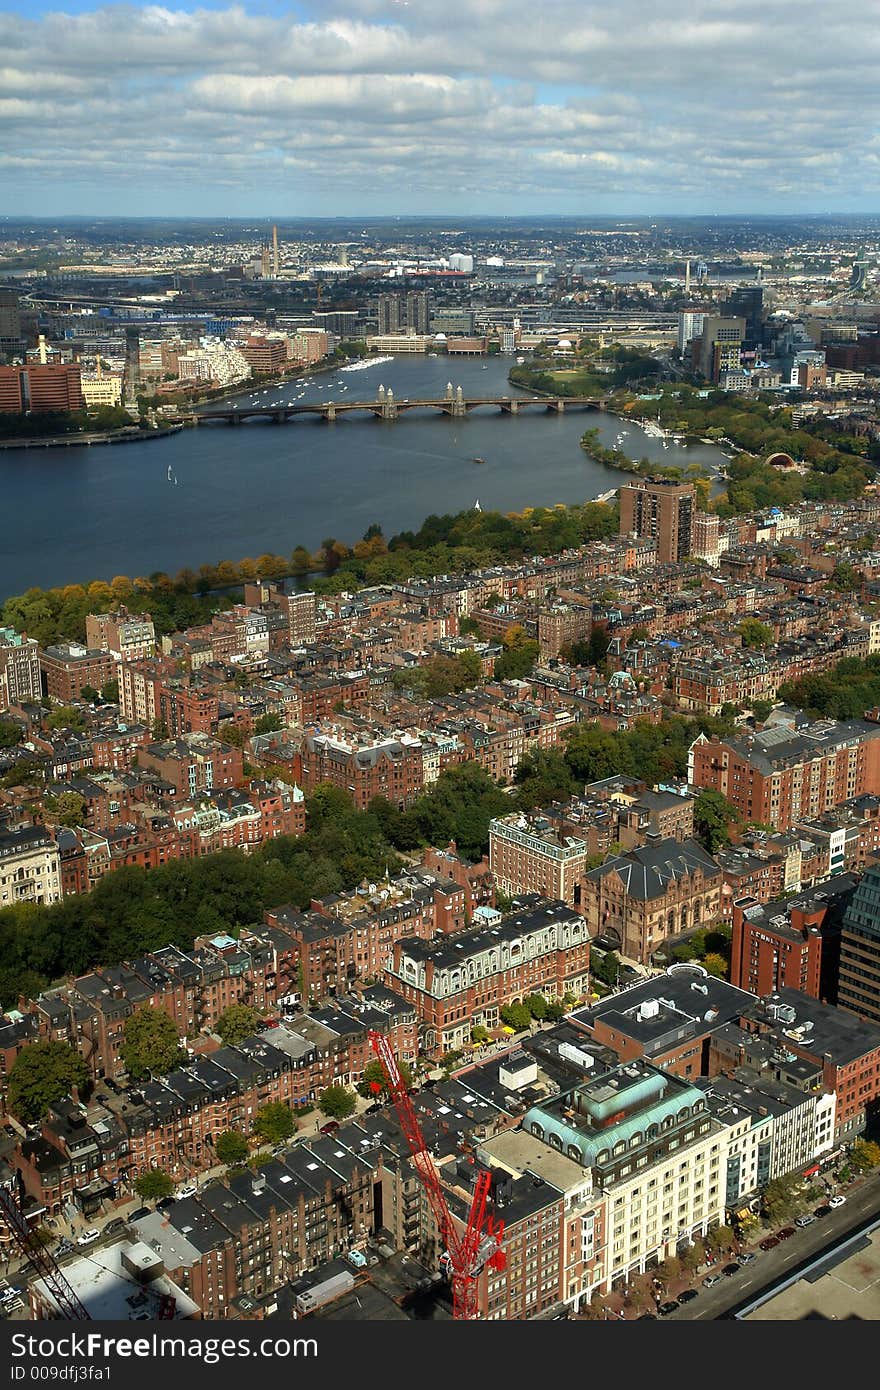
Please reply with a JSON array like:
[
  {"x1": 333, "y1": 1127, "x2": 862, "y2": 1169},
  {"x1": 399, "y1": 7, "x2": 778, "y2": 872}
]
[
  {"x1": 318, "y1": 1084, "x2": 357, "y2": 1119},
  {"x1": 252, "y1": 1102, "x2": 296, "y2": 1145},
  {"x1": 215, "y1": 1004, "x2": 263, "y2": 1046},
  {"x1": 122, "y1": 1007, "x2": 186, "y2": 1080},
  {"x1": 215, "y1": 1129, "x2": 249, "y2": 1165},
  {"x1": 134, "y1": 1169, "x2": 175, "y2": 1201},
  {"x1": 8, "y1": 1040, "x2": 89, "y2": 1123}
]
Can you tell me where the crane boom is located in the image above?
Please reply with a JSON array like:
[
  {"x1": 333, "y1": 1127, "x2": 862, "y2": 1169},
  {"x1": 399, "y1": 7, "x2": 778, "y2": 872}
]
[
  {"x1": 367, "y1": 1030, "x2": 505, "y2": 1320},
  {"x1": 0, "y1": 1180, "x2": 90, "y2": 1320}
]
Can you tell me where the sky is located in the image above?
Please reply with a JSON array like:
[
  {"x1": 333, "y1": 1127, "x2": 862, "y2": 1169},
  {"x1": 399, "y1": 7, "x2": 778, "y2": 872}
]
[{"x1": 1, "y1": 0, "x2": 879, "y2": 217}]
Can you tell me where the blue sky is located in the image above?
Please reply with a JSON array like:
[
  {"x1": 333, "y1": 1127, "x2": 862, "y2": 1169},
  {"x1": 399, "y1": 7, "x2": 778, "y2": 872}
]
[{"x1": 1, "y1": 1, "x2": 878, "y2": 216}]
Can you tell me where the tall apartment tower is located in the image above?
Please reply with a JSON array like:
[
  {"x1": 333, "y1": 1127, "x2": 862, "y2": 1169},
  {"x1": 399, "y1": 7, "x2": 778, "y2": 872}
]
[
  {"x1": 838, "y1": 865, "x2": 880, "y2": 1024},
  {"x1": 377, "y1": 293, "x2": 402, "y2": 335},
  {"x1": 272, "y1": 225, "x2": 279, "y2": 278},
  {"x1": 377, "y1": 291, "x2": 430, "y2": 335},
  {"x1": 405, "y1": 291, "x2": 429, "y2": 334},
  {"x1": 619, "y1": 478, "x2": 695, "y2": 564}
]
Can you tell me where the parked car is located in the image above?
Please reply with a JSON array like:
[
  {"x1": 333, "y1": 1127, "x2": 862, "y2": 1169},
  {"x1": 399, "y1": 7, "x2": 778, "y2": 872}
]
[
  {"x1": 319, "y1": 1120, "x2": 340, "y2": 1136},
  {"x1": 103, "y1": 1218, "x2": 128, "y2": 1236},
  {"x1": 759, "y1": 1235, "x2": 779, "y2": 1251},
  {"x1": 677, "y1": 1288, "x2": 699, "y2": 1304},
  {"x1": 657, "y1": 1300, "x2": 680, "y2": 1316},
  {"x1": 814, "y1": 1205, "x2": 832, "y2": 1218},
  {"x1": 739, "y1": 1252, "x2": 757, "y2": 1265},
  {"x1": 703, "y1": 1274, "x2": 722, "y2": 1288},
  {"x1": 829, "y1": 1194, "x2": 847, "y2": 1209},
  {"x1": 175, "y1": 1184, "x2": 197, "y2": 1200},
  {"x1": 156, "y1": 1197, "x2": 175, "y2": 1210},
  {"x1": 796, "y1": 1214, "x2": 818, "y2": 1228},
  {"x1": 778, "y1": 1226, "x2": 796, "y2": 1241},
  {"x1": 722, "y1": 1262, "x2": 741, "y2": 1276},
  {"x1": 128, "y1": 1207, "x2": 150, "y2": 1222},
  {"x1": 77, "y1": 1228, "x2": 100, "y2": 1246}
]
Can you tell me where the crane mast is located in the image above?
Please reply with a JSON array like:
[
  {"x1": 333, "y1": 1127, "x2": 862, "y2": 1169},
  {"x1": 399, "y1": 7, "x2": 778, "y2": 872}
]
[
  {"x1": 367, "y1": 1030, "x2": 505, "y2": 1320},
  {"x1": 0, "y1": 1178, "x2": 90, "y2": 1320}
]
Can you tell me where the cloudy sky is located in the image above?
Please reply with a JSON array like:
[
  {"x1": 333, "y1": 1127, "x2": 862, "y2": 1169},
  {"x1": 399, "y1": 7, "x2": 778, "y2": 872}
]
[{"x1": 2, "y1": 0, "x2": 879, "y2": 217}]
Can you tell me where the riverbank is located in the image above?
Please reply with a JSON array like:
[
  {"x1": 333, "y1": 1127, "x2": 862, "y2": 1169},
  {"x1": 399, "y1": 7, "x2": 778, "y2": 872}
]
[{"x1": 0, "y1": 424, "x2": 184, "y2": 451}]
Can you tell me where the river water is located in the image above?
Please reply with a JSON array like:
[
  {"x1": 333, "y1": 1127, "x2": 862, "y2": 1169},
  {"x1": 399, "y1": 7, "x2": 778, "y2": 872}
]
[{"x1": 0, "y1": 355, "x2": 725, "y2": 599}]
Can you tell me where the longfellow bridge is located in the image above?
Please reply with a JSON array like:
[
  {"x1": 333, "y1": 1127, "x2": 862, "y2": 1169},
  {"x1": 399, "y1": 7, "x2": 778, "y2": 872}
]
[{"x1": 193, "y1": 387, "x2": 610, "y2": 425}]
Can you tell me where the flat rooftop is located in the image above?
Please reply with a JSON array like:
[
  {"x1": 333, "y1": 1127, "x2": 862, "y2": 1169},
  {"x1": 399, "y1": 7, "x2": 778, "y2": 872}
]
[
  {"x1": 744, "y1": 1226, "x2": 880, "y2": 1321},
  {"x1": 31, "y1": 1239, "x2": 200, "y2": 1320}
]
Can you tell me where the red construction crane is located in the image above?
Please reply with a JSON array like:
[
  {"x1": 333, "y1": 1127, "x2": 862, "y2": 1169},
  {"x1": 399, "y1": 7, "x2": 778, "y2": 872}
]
[
  {"x1": 0, "y1": 1176, "x2": 90, "y2": 1320},
  {"x1": 367, "y1": 1030, "x2": 505, "y2": 1320}
]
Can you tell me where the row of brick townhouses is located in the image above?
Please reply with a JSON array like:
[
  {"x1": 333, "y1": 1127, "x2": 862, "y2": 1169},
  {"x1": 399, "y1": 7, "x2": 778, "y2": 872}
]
[
  {"x1": 0, "y1": 852, "x2": 491, "y2": 1086},
  {"x1": 9, "y1": 988, "x2": 416, "y2": 1218}
]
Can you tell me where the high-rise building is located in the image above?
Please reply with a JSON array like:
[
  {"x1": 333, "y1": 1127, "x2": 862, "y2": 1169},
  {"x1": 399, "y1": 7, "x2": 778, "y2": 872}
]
[
  {"x1": 723, "y1": 286, "x2": 765, "y2": 350},
  {"x1": 0, "y1": 625, "x2": 42, "y2": 710},
  {"x1": 619, "y1": 477, "x2": 695, "y2": 564},
  {"x1": 692, "y1": 316, "x2": 745, "y2": 382},
  {"x1": 839, "y1": 864, "x2": 880, "y2": 1024},
  {"x1": 377, "y1": 293, "x2": 402, "y2": 335},
  {"x1": 376, "y1": 291, "x2": 430, "y2": 336},
  {"x1": 0, "y1": 289, "x2": 22, "y2": 352},
  {"x1": 677, "y1": 310, "x2": 707, "y2": 354}
]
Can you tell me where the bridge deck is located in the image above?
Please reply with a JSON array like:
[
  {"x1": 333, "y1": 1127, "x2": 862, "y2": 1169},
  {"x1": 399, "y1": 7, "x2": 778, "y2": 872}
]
[{"x1": 196, "y1": 395, "x2": 608, "y2": 423}]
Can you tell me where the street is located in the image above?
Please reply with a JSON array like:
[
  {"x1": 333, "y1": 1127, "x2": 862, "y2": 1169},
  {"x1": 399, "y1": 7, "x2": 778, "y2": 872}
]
[{"x1": 668, "y1": 1168, "x2": 880, "y2": 1320}]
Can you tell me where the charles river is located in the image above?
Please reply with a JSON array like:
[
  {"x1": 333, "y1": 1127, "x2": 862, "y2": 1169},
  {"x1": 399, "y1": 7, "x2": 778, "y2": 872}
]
[{"x1": 0, "y1": 355, "x2": 727, "y2": 600}]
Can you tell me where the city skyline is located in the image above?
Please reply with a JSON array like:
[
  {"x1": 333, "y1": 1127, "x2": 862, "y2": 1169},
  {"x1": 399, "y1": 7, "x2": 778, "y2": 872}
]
[{"x1": 2, "y1": 0, "x2": 880, "y2": 217}]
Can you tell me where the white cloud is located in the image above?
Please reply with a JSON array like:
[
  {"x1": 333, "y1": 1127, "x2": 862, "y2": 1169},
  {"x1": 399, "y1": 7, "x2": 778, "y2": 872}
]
[{"x1": 0, "y1": 0, "x2": 877, "y2": 211}]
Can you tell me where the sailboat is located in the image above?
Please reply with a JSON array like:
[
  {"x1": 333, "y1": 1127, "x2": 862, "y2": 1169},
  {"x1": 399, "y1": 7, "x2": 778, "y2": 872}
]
[
  {"x1": 167, "y1": 464, "x2": 172, "y2": 482},
  {"x1": 474, "y1": 498, "x2": 482, "y2": 511}
]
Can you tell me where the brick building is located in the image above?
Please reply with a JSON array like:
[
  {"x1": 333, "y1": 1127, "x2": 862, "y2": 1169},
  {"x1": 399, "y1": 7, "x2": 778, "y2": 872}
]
[
  {"x1": 580, "y1": 837, "x2": 722, "y2": 964},
  {"x1": 299, "y1": 731, "x2": 424, "y2": 810},
  {"x1": 385, "y1": 897, "x2": 591, "y2": 1057},
  {"x1": 489, "y1": 812, "x2": 589, "y2": 907},
  {"x1": 688, "y1": 719, "x2": 880, "y2": 831},
  {"x1": 40, "y1": 643, "x2": 118, "y2": 703}
]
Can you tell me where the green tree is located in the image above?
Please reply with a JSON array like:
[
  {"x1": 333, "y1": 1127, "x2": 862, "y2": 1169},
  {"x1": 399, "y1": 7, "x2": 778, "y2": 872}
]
[
  {"x1": 215, "y1": 1130, "x2": 249, "y2": 1165},
  {"x1": 738, "y1": 618, "x2": 774, "y2": 650},
  {"x1": 706, "y1": 1224, "x2": 735, "y2": 1254},
  {"x1": 46, "y1": 705, "x2": 86, "y2": 733},
  {"x1": 44, "y1": 790, "x2": 87, "y2": 829},
  {"x1": 79, "y1": 685, "x2": 100, "y2": 703},
  {"x1": 252, "y1": 1102, "x2": 296, "y2": 1145},
  {"x1": 693, "y1": 788, "x2": 739, "y2": 853},
  {"x1": 472, "y1": 1025, "x2": 491, "y2": 1044},
  {"x1": 7, "y1": 1040, "x2": 88, "y2": 1123},
  {"x1": 253, "y1": 713, "x2": 283, "y2": 735},
  {"x1": 134, "y1": 1169, "x2": 174, "y2": 1201},
  {"x1": 0, "y1": 720, "x2": 22, "y2": 749},
  {"x1": 122, "y1": 1007, "x2": 185, "y2": 1080},
  {"x1": 500, "y1": 1001, "x2": 532, "y2": 1031},
  {"x1": 703, "y1": 952, "x2": 728, "y2": 978},
  {"x1": 357, "y1": 1057, "x2": 413, "y2": 1099},
  {"x1": 218, "y1": 721, "x2": 248, "y2": 749},
  {"x1": 318, "y1": 1084, "x2": 357, "y2": 1119},
  {"x1": 591, "y1": 950, "x2": 620, "y2": 987},
  {"x1": 851, "y1": 1139, "x2": 880, "y2": 1172},
  {"x1": 101, "y1": 679, "x2": 120, "y2": 703},
  {"x1": 762, "y1": 1176, "x2": 801, "y2": 1225},
  {"x1": 523, "y1": 993, "x2": 548, "y2": 1021},
  {"x1": 750, "y1": 698, "x2": 774, "y2": 723},
  {"x1": 215, "y1": 1004, "x2": 262, "y2": 1045}
]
